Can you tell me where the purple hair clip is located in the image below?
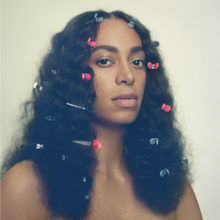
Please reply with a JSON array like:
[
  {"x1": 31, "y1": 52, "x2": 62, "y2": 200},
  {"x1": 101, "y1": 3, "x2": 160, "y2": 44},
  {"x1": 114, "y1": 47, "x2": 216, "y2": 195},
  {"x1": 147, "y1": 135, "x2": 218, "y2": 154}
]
[{"x1": 86, "y1": 13, "x2": 103, "y2": 24}]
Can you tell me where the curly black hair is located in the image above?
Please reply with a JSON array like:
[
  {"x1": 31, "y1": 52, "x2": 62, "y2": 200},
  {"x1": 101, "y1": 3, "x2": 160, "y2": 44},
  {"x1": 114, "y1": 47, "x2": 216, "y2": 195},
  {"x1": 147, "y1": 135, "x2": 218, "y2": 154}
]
[{"x1": 1, "y1": 10, "x2": 189, "y2": 220}]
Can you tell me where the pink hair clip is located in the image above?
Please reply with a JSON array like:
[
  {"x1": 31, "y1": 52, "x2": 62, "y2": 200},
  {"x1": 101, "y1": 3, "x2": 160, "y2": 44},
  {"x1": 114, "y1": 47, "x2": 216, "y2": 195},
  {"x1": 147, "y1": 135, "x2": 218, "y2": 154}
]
[
  {"x1": 92, "y1": 139, "x2": 102, "y2": 149},
  {"x1": 87, "y1": 38, "x2": 96, "y2": 47},
  {"x1": 161, "y1": 103, "x2": 171, "y2": 112},
  {"x1": 82, "y1": 73, "x2": 91, "y2": 81},
  {"x1": 147, "y1": 62, "x2": 159, "y2": 70}
]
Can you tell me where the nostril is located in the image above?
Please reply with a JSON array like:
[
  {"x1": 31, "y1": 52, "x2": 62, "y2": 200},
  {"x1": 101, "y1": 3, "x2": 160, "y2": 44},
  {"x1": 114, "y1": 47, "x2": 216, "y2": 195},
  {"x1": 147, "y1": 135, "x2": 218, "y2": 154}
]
[{"x1": 121, "y1": 80, "x2": 127, "y2": 83}]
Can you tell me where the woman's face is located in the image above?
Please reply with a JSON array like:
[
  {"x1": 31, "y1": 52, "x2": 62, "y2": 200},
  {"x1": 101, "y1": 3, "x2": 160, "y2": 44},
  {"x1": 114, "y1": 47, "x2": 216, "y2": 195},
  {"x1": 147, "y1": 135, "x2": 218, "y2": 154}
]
[{"x1": 88, "y1": 18, "x2": 146, "y2": 126}]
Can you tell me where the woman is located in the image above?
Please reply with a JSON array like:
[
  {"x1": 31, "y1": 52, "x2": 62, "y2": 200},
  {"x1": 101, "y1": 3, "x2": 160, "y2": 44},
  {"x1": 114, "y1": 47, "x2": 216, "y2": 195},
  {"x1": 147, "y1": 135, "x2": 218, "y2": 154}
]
[{"x1": 1, "y1": 10, "x2": 202, "y2": 220}]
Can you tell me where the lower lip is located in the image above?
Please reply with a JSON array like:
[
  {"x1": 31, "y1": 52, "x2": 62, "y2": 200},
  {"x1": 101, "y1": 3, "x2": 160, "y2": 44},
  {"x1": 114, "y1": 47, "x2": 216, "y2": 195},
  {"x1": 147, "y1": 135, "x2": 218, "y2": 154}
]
[{"x1": 113, "y1": 99, "x2": 137, "y2": 107}]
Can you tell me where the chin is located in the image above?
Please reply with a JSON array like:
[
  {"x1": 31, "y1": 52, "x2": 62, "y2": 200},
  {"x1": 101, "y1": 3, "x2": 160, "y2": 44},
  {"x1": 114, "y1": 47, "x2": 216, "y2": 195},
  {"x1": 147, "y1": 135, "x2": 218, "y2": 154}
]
[{"x1": 94, "y1": 111, "x2": 139, "y2": 126}]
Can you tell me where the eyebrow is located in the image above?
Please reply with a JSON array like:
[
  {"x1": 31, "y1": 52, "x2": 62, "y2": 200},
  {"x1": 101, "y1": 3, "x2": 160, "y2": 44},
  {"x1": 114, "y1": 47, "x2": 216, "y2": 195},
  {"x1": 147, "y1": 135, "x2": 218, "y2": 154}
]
[{"x1": 90, "y1": 45, "x2": 144, "y2": 54}]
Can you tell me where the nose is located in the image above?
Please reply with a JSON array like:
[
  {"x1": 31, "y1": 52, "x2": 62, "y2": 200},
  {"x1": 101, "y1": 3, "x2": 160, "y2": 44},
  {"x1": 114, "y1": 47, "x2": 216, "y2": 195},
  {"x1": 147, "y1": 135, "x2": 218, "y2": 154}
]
[{"x1": 115, "y1": 61, "x2": 135, "y2": 85}]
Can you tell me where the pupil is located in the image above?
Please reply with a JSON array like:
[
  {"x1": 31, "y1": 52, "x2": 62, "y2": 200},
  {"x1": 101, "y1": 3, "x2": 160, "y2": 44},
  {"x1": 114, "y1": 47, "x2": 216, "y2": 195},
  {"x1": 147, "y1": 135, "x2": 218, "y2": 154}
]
[{"x1": 101, "y1": 59, "x2": 107, "y2": 64}]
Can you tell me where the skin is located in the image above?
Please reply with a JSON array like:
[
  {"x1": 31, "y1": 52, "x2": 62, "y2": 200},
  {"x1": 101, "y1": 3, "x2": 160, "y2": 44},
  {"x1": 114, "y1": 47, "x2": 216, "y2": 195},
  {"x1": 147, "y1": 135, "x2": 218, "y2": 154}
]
[{"x1": 0, "y1": 19, "x2": 203, "y2": 220}]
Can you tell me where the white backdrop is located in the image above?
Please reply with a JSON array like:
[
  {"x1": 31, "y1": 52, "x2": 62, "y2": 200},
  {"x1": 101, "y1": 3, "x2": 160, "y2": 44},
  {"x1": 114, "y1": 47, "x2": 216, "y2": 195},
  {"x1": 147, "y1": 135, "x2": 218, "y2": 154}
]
[{"x1": 1, "y1": 0, "x2": 220, "y2": 219}]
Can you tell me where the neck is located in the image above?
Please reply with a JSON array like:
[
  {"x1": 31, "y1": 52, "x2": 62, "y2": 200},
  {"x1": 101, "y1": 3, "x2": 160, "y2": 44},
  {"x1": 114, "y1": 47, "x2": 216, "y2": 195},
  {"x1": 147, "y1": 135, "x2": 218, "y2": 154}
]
[{"x1": 92, "y1": 121, "x2": 127, "y2": 175}]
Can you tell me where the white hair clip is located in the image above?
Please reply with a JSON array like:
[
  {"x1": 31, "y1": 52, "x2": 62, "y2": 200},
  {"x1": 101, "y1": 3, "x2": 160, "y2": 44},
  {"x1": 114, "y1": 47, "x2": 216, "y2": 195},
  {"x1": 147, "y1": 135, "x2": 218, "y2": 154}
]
[
  {"x1": 44, "y1": 116, "x2": 55, "y2": 121},
  {"x1": 128, "y1": 17, "x2": 137, "y2": 28},
  {"x1": 51, "y1": 69, "x2": 59, "y2": 75},
  {"x1": 66, "y1": 102, "x2": 94, "y2": 113},
  {"x1": 151, "y1": 41, "x2": 160, "y2": 47},
  {"x1": 149, "y1": 138, "x2": 159, "y2": 146},
  {"x1": 160, "y1": 168, "x2": 170, "y2": 177},
  {"x1": 36, "y1": 143, "x2": 44, "y2": 149},
  {"x1": 182, "y1": 159, "x2": 188, "y2": 166},
  {"x1": 33, "y1": 82, "x2": 43, "y2": 91},
  {"x1": 84, "y1": 194, "x2": 91, "y2": 200}
]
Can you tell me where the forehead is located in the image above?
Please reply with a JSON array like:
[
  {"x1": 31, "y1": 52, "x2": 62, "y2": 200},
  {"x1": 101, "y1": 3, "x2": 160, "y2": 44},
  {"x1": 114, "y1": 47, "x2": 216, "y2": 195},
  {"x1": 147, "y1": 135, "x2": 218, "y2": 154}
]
[{"x1": 95, "y1": 19, "x2": 142, "y2": 47}]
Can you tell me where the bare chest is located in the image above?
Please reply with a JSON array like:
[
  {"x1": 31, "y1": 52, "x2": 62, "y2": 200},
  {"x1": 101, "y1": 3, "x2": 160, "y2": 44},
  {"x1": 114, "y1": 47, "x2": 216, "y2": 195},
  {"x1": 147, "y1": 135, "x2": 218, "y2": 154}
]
[{"x1": 84, "y1": 176, "x2": 176, "y2": 220}]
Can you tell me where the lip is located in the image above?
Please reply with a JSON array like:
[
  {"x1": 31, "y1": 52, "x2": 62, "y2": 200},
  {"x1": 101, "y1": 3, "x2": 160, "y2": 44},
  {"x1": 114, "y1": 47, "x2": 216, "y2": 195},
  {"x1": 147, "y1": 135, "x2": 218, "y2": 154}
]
[
  {"x1": 112, "y1": 93, "x2": 138, "y2": 107},
  {"x1": 112, "y1": 93, "x2": 138, "y2": 100}
]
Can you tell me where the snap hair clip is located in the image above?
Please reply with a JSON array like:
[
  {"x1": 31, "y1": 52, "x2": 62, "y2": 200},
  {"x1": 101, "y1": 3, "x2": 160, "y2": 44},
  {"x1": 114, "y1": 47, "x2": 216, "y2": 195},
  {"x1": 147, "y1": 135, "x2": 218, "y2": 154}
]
[
  {"x1": 33, "y1": 82, "x2": 43, "y2": 91},
  {"x1": 36, "y1": 143, "x2": 44, "y2": 149},
  {"x1": 92, "y1": 139, "x2": 102, "y2": 149},
  {"x1": 44, "y1": 116, "x2": 55, "y2": 121},
  {"x1": 72, "y1": 139, "x2": 102, "y2": 149},
  {"x1": 151, "y1": 41, "x2": 160, "y2": 47},
  {"x1": 161, "y1": 103, "x2": 171, "y2": 112},
  {"x1": 149, "y1": 138, "x2": 159, "y2": 146},
  {"x1": 182, "y1": 159, "x2": 188, "y2": 166},
  {"x1": 51, "y1": 68, "x2": 59, "y2": 75},
  {"x1": 87, "y1": 38, "x2": 96, "y2": 47},
  {"x1": 147, "y1": 62, "x2": 159, "y2": 70},
  {"x1": 128, "y1": 17, "x2": 137, "y2": 28},
  {"x1": 50, "y1": 47, "x2": 54, "y2": 54},
  {"x1": 66, "y1": 102, "x2": 94, "y2": 113},
  {"x1": 82, "y1": 73, "x2": 91, "y2": 81},
  {"x1": 84, "y1": 194, "x2": 91, "y2": 200},
  {"x1": 160, "y1": 168, "x2": 170, "y2": 177},
  {"x1": 72, "y1": 140, "x2": 91, "y2": 146},
  {"x1": 86, "y1": 13, "x2": 103, "y2": 24},
  {"x1": 61, "y1": 46, "x2": 65, "y2": 52}
]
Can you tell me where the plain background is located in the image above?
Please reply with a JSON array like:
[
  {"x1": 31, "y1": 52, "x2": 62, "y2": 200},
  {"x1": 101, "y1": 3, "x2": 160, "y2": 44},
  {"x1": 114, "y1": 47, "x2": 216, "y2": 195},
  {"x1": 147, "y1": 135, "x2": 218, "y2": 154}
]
[{"x1": 1, "y1": 0, "x2": 220, "y2": 219}]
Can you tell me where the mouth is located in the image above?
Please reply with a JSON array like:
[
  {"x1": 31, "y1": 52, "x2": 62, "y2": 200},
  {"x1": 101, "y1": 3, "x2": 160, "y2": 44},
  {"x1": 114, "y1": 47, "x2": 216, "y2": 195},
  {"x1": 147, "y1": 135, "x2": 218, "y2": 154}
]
[{"x1": 112, "y1": 93, "x2": 138, "y2": 107}]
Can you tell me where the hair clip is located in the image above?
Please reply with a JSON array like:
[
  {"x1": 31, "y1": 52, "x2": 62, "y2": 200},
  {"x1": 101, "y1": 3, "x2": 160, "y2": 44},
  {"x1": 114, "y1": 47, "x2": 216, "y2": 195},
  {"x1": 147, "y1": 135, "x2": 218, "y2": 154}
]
[
  {"x1": 72, "y1": 140, "x2": 91, "y2": 146},
  {"x1": 33, "y1": 82, "x2": 43, "y2": 91},
  {"x1": 44, "y1": 116, "x2": 55, "y2": 121},
  {"x1": 51, "y1": 69, "x2": 59, "y2": 75},
  {"x1": 72, "y1": 139, "x2": 102, "y2": 149},
  {"x1": 83, "y1": 177, "x2": 87, "y2": 182},
  {"x1": 151, "y1": 41, "x2": 160, "y2": 47},
  {"x1": 36, "y1": 143, "x2": 44, "y2": 149},
  {"x1": 50, "y1": 47, "x2": 54, "y2": 54},
  {"x1": 61, "y1": 155, "x2": 66, "y2": 160},
  {"x1": 182, "y1": 159, "x2": 188, "y2": 166},
  {"x1": 149, "y1": 138, "x2": 159, "y2": 146},
  {"x1": 147, "y1": 62, "x2": 159, "y2": 70},
  {"x1": 66, "y1": 102, "x2": 94, "y2": 113},
  {"x1": 86, "y1": 13, "x2": 103, "y2": 24},
  {"x1": 161, "y1": 103, "x2": 171, "y2": 112},
  {"x1": 82, "y1": 73, "x2": 91, "y2": 81},
  {"x1": 87, "y1": 38, "x2": 96, "y2": 47},
  {"x1": 84, "y1": 194, "x2": 91, "y2": 200},
  {"x1": 61, "y1": 46, "x2": 65, "y2": 52},
  {"x1": 160, "y1": 168, "x2": 170, "y2": 177},
  {"x1": 92, "y1": 139, "x2": 102, "y2": 149},
  {"x1": 128, "y1": 17, "x2": 137, "y2": 28}
]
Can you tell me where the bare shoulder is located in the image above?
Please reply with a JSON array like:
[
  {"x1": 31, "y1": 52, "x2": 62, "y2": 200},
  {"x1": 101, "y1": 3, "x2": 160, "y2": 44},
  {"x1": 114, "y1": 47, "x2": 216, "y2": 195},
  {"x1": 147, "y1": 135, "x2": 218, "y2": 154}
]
[
  {"x1": 0, "y1": 160, "x2": 53, "y2": 220},
  {"x1": 176, "y1": 180, "x2": 203, "y2": 220}
]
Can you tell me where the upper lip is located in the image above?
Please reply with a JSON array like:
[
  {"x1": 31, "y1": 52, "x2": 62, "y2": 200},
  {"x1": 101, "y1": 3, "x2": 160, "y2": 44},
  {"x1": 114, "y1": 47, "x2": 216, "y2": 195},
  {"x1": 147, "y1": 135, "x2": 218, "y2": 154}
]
[{"x1": 112, "y1": 93, "x2": 138, "y2": 100}]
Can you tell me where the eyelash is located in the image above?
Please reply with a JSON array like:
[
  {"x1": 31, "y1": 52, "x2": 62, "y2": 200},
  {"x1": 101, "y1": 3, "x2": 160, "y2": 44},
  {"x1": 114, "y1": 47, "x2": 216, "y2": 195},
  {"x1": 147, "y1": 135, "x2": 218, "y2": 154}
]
[
  {"x1": 132, "y1": 60, "x2": 145, "y2": 67},
  {"x1": 96, "y1": 59, "x2": 112, "y2": 65},
  {"x1": 96, "y1": 59, "x2": 145, "y2": 68}
]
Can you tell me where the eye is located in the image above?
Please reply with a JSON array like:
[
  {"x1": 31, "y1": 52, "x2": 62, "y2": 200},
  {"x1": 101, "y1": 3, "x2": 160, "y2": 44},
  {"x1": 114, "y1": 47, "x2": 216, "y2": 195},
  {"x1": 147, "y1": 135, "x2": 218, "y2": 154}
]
[
  {"x1": 96, "y1": 59, "x2": 111, "y2": 65},
  {"x1": 132, "y1": 60, "x2": 145, "y2": 67}
]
